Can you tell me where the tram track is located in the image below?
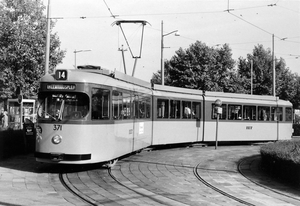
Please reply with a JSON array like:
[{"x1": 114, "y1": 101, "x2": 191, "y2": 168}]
[
  {"x1": 238, "y1": 156, "x2": 300, "y2": 204},
  {"x1": 59, "y1": 173, "x2": 98, "y2": 206},
  {"x1": 193, "y1": 163, "x2": 255, "y2": 206},
  {"x1": 59, "y1": 167, "x2": 184, "y2": 206},
  {"x1": 107, "y1": 167, "x2": 185, "y2": 206},
  {"x1": 58, "y1": 160, "x2": 257, "y2": 206},
  {"x1": 57, "y1": 147, "x2": 300, "y2": 206}
]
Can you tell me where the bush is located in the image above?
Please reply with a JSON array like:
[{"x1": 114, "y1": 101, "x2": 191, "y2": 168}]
[
  {"x1": 260, "y1": 140, "x2": 300, "y2": 187},
  {"x1": 293, "y1": 124, "x2": 300, "y2": 136},
  {"x1": 0, "y1": 128, "x2": 35, "y2": 159}
]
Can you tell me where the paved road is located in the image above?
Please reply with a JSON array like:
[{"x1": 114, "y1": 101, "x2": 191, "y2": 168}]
[{"x1": 0, "y1": 145, "x2": 299, "y2": 206}]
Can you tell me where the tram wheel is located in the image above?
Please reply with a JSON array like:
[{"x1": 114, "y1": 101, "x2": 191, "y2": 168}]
[{"x1": 103, "y1": 159, "x2": 118, "y2": 168}]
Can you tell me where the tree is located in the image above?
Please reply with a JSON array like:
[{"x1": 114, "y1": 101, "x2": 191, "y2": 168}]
[
  {"x1": 0, "y1": 0, "x2": 65, "y2": 100},
  {"x1": 288, "y1": 75, "x2": 300, "y2": 109},
  {"x1": 152, "y1": 41, "x2": 240, "y2": 92},
  {"x1": 237, "y1": 45, "x2": 297, "y2": 101},
  {"x1": 275, "y1": 58, "x2": 297, "y2": 101},
  {"x1": 237, "y1": 45, "x2": 274, "y2": 95}
]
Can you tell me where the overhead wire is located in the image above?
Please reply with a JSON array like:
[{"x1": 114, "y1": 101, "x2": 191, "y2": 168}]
[
  {"x1": 50, "y1": 1, "x2": 299, "y2": 60},
  {"x1": 102, "y1": 0, "x2": 118, "y2": 18},
  {"x1": 223, "y1": 0, "x2": 299, "y2": 59},
  {"x1": 225, "y1": 5, "x2": 282, "y2": 39},
  {"x1": 277, "y1": 5, "x2": 300, "y2": 14},
  {"x1": 49, "y1": 3, "x2": 276, "y2": 20}
]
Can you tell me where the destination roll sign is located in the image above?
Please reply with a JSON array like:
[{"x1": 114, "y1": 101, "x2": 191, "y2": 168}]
[
  {"x1": 46, "y1": 84, "x2": 76, "y2": 90},
  {"x1": 55, "y1": 70, "x2": 68, "y2": 80}
]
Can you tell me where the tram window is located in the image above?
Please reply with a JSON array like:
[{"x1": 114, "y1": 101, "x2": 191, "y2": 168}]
[
  {"x1": 157, "y1": 99, "x2": 169, "y2": 119},
  {"x1": 286, "y1": 107, "x2": 293, "y2": 121},
  {"x1": 92, "y1": 88, "x2": 110, "y2": 120},
  {"x1": 212, "y1": 104, "x2": 227, "y2": 119},
  {"x1": 277, "y1": 107, "x2": 283, "y2": 121},
  {"x1": 138, "y1": 98, "x2": 145, "y2": 118},
  {"x1": 112, "y1": 91, "x2": 122, "y2": 120},
  {"x1": 133, "y1": 94, "x2": 146, "y2": 119},
  {"x1": 145, "y1": 97, "x2": 151, "y2": 118},
  {"x1": 122, "y1": 92, "x2": 131, "y2": 119},
  {"x1": 243, "y1": 106, "x2": 256, "y2": 120},
  {"x1": 258, "y1": 106, "x2": 270, "y2": 121},
  {"x1": 192, "y1": 102, "x2": 201, "y2": 119},
  {"x1": 37, "y1": 92, "x2": 89, "y2": 121},
  {"x1": 170, "y1": 100, "x2": 180, "y2": 119},
  {"x1": 138, "y1": 95, "x2": 150, "y2": 119},
  {"x1": 271, "y1": 107, "x2": 283, "y2": 121},
  {"x1": 182, "y1": 101, "x2": 192, "y2": 119},
  {"x1": 134, "y1": 95, "x2": 139, "y2": 119},
  {"x1": 228, "y1": 105, "x2": 242, "y2": 120}
]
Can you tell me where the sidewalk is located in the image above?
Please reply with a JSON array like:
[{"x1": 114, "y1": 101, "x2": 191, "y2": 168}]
[
  {"x1": 0, "y1": 146, "x2": 299, "y2": 206},
  {"x1": 0, "y1": 154, "x2": 74, "y2": 206}
]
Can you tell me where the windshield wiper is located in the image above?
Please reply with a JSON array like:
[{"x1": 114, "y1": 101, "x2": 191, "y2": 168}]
[
  {"x1": 42, "y1": 110, "x2": 58, "y2": 121},
  {"x1": 58, "y1": 100, "x2": 65, "y2": 121}
]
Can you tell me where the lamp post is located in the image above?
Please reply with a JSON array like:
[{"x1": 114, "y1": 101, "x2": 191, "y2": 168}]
[
  {"x1": 250, "y1": 59, "x2": 253, "y2": 95},
  {"x1": 272, "y1": 34, "x2": 275, "y2": 97},
  {"x1": 74, "y1": 50, "x2": 91, "y2": 69},
  {"x1": 214, "y1": 99, "x2": 222, "y2": 150},
  {"x1": 161, "y1": 21, "x2": 179, "y2": 85},
  {"x1": 245, "y1": 59, "x2": 253, "y2": 95},
  {"x1": 44, "y1": 0, "x2": 51, "y2": 74}
]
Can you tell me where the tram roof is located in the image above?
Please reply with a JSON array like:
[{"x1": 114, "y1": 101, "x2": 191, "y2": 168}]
[
  {"x1": 153, "y1": 84, "x2": 279, "y2": 101},
  {"x1": 41, "y1": 68, "x2": 292, "y2": 107},
  {"x1": 152, "y1": 85, "x2": 291, "y2": 106},
  {"x1": 153, "y1": 84, "x2": 203, "y2": 96},
  {"x1": 40, "y1": 68, "x2": 152, "y2": 91}
]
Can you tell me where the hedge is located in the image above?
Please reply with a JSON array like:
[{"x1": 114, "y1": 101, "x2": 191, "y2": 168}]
[
  {"x1": 0, "y1": 129, "x2": 35, "y2": 159},
  {"x1": 293, "y1": 124, "x2": 300, "y2": 136},
  {"x1": 260, "y1": 139, "x2": 300, "y2": 187}
]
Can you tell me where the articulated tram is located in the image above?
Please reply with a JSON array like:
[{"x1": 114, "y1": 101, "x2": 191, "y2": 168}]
[{"x1": 35, "y1": 67, "x2": 293, "y2": 164}]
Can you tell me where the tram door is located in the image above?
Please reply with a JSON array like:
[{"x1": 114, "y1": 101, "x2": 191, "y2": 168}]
[
  {"x1": 194, "y1": 102, "x2": 202, "y2": 141},
  {"x1": 112, "y1": 90, "x2": 151, "y2": 155},
  {"x1": 112, "y1": 91, "x2": 134, "y2": 156},
  {"x1": 132, "y1": 94, "x2": 152, "y2": 151}
]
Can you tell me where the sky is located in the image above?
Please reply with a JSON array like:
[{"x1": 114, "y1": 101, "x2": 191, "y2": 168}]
[{"x1": 42, "y1": 0, "x2": 300, "y2": 82}]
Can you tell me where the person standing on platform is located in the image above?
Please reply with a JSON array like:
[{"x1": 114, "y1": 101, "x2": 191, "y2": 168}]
[
  {"x1": 1, "y1": 111, "x2": 8, "y2": 129},
  {"x1": 0, "y1": 108, "x2": 4, "y2": 130}
]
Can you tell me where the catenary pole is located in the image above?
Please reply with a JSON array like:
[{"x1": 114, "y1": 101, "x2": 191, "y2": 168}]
[{"x1": 44, "y1": 0, "x2": 51, "y2": 74}]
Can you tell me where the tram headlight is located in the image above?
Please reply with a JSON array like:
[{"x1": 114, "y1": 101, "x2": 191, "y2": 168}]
[{"x1": 52, "y1": 135, "x2": 62, "y2": 144}]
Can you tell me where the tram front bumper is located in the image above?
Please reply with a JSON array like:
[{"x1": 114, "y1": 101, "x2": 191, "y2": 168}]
[{"x1": 35, "y1": 152, "x2": 91, "y2": 162}]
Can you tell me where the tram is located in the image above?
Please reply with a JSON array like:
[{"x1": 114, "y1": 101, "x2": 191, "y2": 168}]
[{"x1": 35, "y1": 67, "x2": 293, "y2": 164}]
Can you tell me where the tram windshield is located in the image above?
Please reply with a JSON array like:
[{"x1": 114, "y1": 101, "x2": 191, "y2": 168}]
[{"x1": 37, "y1": 92, "x2": 89, "y2": 121}]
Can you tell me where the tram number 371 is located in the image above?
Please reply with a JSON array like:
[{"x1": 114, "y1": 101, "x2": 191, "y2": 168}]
[{"x1": 54, "y1": 125, "x2": 62, "y2": 131}]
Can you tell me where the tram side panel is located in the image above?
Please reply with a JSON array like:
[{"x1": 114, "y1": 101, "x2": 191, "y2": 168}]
[
  {"x1": 279, "y1": 122, "x2": 293, "y2": 140},
  {"x1": 133, "y1": 120, "x2": 152, "y2": 151},
  {"x1": 112, "y1": 120, "x2": 151, "y2": 158},
  {"x1": 203, "y1": 121, "x2": 278, "y2": 141},
  {"x1": 152, "y1": 120, "x2": 202, "y2": 145},
  {"x1": 278, "y1": 106, "x2": 293, "y2": 140},
  {"x1": 203, "y1": 98, "x2": 293, "y2": 142},
  {"x1": 113, "y1": 120, "x2": 134, "y2": 157},
  {"x1": 88, "y1": 123, "x2": 120, "y2": 163},
  {"x1": 152, "y1": 96, "x2": 203, "y2": 145}
]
